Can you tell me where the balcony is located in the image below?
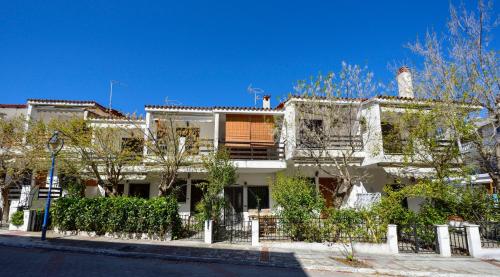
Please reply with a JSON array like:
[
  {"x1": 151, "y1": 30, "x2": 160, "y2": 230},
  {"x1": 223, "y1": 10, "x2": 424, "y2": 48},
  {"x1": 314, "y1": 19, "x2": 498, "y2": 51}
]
[
  {"x1": 383, "y1": 139, "x2": 456, "y2": 155},
  {"x1": 220, "y1": 141, "x2": 284, "y2": 160},
  {"x1": 297, "y1": 135, "x2": 363, "y2": 151}
]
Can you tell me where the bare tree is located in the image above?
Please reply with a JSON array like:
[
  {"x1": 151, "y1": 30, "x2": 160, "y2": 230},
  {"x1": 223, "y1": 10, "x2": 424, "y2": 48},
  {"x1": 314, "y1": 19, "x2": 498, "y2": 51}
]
[
  {"x1": 140, "y1": 112, "x2": 203, "y2": 196},
  {"x1": 283, "y1": 63, "x2": 379, "y2": 208},
  {"x1": 407, "y1": 0, "x2": 499, "y2": 190},
  {"x1": 53, "y1": 117, "x2": 143, "y2": 196}
]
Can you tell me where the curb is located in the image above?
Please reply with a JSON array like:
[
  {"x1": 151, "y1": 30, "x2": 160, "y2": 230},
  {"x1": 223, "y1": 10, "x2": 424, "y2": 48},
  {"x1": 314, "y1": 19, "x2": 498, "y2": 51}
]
[{"x1": 0, "y1": 239, "x2": 495, "y2": 277}]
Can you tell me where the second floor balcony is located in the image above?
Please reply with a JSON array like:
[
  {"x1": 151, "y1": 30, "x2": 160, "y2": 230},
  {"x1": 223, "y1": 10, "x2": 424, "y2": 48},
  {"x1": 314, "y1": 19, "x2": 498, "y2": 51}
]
[{"x1": 220, "y1": 140, "x2": 284, "y2": 160}]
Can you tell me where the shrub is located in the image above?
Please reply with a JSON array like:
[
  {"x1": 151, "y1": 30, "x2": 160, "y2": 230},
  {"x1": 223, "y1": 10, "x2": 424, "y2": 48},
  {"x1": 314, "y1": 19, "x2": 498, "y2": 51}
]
[
  {"x1": 270, "y1": 174, "x2": 324, "y2": 240},
  {"x1": 11, "y1": 210, "x2": 24, "y2": 226},
  {"x1": 51, "y1": 196, "x2": 181, "y2": 238}
]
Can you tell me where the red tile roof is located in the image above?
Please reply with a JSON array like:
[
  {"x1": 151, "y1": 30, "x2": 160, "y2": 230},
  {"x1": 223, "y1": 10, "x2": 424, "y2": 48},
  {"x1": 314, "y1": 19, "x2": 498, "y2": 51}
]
[
  {"x1": 0, "y1": 104, "x2": 27, "y2": 109},
  {"x1": 145, "y1": 105, "x2": 278, "y2": 112},
  {"x1": 27, "y1": 98, "x2": 125, "y2": 117}
]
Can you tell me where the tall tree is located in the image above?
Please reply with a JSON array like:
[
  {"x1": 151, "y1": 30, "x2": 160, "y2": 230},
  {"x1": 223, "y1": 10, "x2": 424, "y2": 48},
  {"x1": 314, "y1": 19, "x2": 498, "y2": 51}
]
[
  {"x1": 283, "y1": 62, "x2": 380, "y2": 208},
  {"x1": 53, "y1": 118, "x2": 143, "y2": 196},
  {"x1": 408, "y1": 0, "x2": 499, "y2": 190}
]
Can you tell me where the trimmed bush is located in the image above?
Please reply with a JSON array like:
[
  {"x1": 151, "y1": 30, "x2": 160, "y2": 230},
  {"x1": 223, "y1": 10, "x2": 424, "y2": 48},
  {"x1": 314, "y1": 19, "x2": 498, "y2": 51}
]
[
  {"x1": 51, "y1": 196, "x2": 181, "y2": 238},
  {"x1": 11, "y1": 210, "x2": 24, "y2": 226}
]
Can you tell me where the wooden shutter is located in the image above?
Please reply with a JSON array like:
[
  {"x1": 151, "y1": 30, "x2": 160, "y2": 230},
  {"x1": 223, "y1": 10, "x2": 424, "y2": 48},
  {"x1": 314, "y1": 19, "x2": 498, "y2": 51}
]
[
  {"x1": 250, "y1": 115, "x2": 274, "y2": 145},
  {"x1": 225, "y1": 114, "x2": 251, "y2": 146}
]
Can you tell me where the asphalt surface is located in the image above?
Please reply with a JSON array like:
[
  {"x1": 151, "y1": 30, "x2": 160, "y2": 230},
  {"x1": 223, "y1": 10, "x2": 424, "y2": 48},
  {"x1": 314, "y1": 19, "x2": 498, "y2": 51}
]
[{"x1": 0, "y1": 245, "x2": 366, "y2": 277}]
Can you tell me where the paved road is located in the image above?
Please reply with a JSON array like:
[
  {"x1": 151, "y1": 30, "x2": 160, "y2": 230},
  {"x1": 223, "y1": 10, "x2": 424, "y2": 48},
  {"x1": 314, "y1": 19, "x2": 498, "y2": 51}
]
[{"x1": 0, "y1": 246, "x2": 365, "y2": 277}]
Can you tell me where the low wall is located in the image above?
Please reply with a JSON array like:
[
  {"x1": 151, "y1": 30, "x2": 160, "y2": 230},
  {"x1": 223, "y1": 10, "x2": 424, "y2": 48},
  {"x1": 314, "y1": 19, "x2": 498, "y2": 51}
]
[
  {"x1": 54, "y1": 228, "x2": 172, "y2": 241},
  {"x1": 260, "y1": 241, "x2": 393, "y2": 255}
]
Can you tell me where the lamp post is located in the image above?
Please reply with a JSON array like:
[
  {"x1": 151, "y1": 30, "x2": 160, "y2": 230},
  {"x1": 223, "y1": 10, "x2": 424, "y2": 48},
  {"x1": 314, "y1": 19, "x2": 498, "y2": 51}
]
[{"x1": 41, "y1": 131, "x2": 64, "y2": 241}]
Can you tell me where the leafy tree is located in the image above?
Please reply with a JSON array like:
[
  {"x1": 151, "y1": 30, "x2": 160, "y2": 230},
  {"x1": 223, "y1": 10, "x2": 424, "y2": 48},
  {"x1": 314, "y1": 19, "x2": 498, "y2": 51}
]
[
  {"x1": 196, "y1": 150, "x2": 236, "y2": 221},
  {"x1": 0, "y1": 117, "x2": 49, "y2": 221}
]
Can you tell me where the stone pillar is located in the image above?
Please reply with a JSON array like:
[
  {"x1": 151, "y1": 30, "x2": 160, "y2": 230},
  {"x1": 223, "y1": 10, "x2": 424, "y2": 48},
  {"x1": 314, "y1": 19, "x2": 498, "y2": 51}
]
[
  {"x1": 251, "y1": 219, "x2": 259, "y2": 247},
  {"x1": 435, "y1": 225, "x2": 451, "y2": 257},
  {"x1": 464, "y1": 224, "x2": 482, "y2": 258},
  {"x1": 387, "y1": 224, "x2": 398, "y2": 254},
  {"x1": 204, "y1": 220, "x2": 213, "y2": 244}
]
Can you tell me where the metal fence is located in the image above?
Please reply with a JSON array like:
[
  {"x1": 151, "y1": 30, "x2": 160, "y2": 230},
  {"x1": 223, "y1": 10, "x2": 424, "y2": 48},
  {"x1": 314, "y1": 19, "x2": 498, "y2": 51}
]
[
  {"x1": 214, "y1": 218, "x2": 252, "y2": 243},
  {"x1": 449, "y1": 226, "x2": 470, "y2": 256},
  {"x1": 257, "y1": 216, "x2": 387, "y2": 243},
  {"x1": 179, "y1": 215, "x2": 204, "y2": 240},
  {"x1": 397, "y1": 222, "x2": 439, "y2": 254},
  {"x1": 478, "y1": 221, "x2": 500, "y2": 248}
]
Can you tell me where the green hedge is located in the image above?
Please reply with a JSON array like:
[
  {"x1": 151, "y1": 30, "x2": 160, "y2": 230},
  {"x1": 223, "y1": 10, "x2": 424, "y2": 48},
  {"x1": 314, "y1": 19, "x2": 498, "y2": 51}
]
[{"x1": 51, "y1": 196, "x2": 181, "y2": 238}]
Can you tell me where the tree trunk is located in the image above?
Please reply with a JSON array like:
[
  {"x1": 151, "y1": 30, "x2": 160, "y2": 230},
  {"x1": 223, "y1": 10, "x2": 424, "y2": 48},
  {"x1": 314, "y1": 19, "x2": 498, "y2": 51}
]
[
  {"x1": 1, "y1": 188, "x2": 9, "y2": 223},
  {"x1": 333, "y1": 179, "x2": 354, "y2": 208}
]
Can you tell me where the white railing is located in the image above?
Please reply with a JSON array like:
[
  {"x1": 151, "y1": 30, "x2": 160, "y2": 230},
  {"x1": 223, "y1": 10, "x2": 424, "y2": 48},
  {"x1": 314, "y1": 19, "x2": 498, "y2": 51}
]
[{"x1": 354, "y1": 192, "x2": 381, "y2": 209}]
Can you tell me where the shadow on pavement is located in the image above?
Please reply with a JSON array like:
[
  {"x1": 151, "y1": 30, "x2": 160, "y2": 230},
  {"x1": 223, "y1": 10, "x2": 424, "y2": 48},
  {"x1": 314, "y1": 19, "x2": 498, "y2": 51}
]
[{"x1": 0, "y1": 233, "x2": 309, "y2": 276}]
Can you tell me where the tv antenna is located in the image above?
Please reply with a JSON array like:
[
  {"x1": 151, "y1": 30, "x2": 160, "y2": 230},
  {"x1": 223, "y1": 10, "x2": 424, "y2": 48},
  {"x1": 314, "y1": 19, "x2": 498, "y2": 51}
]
[
  {"x1": 164, "y1": 96, "x2": 181, "y2": 106},
  {"x1": 109, "y1": 80, "x2": 127, "y2": 114},
  {"x1": 247, "y1": 84, "x2": 265, "y2": 107}
]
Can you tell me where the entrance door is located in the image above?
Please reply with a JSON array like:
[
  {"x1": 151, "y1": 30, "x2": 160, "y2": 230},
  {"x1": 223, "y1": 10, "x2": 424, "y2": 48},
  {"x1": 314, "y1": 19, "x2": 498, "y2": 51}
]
[
  {"x1": 190, "y1": 180, "x2": 205, "y2": 213},
  {"x1": 319, "y1": 178, "x2": 338, "y2": 208},
  {"x1": 224, "y1": 187, "x2": 243, "y2": 218},
  {"x1": 129, "y1": 183, "x2": 150, "y2": 198}
]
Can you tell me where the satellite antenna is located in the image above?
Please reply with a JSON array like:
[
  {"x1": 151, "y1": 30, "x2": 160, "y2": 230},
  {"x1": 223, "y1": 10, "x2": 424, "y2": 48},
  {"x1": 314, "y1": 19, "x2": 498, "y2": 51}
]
[{"x1": 247, "y1": 84, "x2": 265, "y2": 107}]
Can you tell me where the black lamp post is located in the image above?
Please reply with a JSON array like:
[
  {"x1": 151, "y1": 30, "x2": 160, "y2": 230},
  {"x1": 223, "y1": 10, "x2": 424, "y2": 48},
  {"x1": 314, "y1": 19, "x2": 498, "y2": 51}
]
[{"x1": 41, "y1": 131, "x2": 64, "y2": 241}]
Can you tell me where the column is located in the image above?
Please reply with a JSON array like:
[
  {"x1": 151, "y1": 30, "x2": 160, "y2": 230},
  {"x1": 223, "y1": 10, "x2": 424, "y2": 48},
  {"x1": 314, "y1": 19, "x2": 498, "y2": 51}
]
[
  {"x1": 204, "y1": 220, "x2": 213, "y2": 244},
  {"x1": 435, "y1": 225, "x2": 451, "y2": 257},
  {"x1": 243, "y1": 184, "x2": 248, "y2": 213},
  {"x1": 213, "y1": 113, "x2": 219, "y2": 151},
  {"x1": 186, "y1": 179, "x2": 192, "y2": 214},
  {"x1": 387, "y1": 224, "x2": 398, "y2": 254},
  {"x1": 251, "y1": 218, "x2": 260, "y2": 246},
  {"x1": 465, "y1": 224, "x2": 482, "y2": 258}
]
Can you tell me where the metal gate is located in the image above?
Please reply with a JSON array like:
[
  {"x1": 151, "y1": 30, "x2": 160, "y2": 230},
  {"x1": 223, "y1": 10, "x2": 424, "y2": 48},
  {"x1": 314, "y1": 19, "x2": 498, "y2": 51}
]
[
  {"x1": 28, "y1": 210, "x2": 47, "y2": 232},
  {"x1": 213, "y1": 212, "x2": 252, "y2": 243},
  {"x1": 449, "y1": 226, "x2": 470, "y2": 256},
  {"x1": 398, "y1": 221, "x2": 439, "y2": 254}
]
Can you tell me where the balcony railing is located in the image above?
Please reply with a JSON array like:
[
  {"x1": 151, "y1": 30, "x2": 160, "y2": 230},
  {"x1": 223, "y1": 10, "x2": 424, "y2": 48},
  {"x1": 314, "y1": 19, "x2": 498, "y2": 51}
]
[
  {"x1": 354, "y1": 193, "x2": 381, "y2": 209},
  {"x1": 298, "y1": 135, "x2": 363, "y2": 150},
  {"x1": 220, "y1": 141, "x2": 284, "y2": 160},
  {"x1": 383, "y1": 139, "x2": 456, "y2": 155}
]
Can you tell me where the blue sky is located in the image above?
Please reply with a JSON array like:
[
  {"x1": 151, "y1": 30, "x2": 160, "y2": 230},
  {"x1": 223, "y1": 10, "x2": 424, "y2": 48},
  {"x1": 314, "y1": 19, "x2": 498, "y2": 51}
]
[{"x1": 0, "y1": 1, "x2": 491, "y2": 113}]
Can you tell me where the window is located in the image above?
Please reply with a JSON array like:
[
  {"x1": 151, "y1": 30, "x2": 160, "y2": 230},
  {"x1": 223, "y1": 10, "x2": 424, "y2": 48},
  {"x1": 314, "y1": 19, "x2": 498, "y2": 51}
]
[
  {"x1": 177, "y1": 128, "x2": 200, "y2": 155},
  {"x1": 299, "y1": 119, "x2": 323, "y2": 147},
  {"x1": 121, "y1": 137, "x2": 144, "y2": 156},
  {"x1": 381, "y1": 122, "x2": 403, "y2": 154},
  {"x1": 247, "y1": 186, "x2": 269, "y2": 210}
]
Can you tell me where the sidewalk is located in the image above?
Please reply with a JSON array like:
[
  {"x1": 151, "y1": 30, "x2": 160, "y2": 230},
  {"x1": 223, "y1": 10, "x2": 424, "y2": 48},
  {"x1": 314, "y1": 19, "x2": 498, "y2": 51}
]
[{"x1": 0, "y1": 229, "x2": 499, "y2": 277}]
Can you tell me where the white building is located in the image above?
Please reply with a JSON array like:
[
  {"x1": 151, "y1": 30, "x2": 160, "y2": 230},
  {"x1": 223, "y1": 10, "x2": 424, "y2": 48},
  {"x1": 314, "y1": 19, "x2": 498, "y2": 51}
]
[{"x1": 1, "y1": 68, "x2": 484, "y2": 219}]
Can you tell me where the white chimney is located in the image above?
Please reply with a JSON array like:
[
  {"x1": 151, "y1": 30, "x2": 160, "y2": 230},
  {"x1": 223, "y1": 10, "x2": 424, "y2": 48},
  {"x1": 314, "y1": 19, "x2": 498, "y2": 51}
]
[
  {"x1": 397, "y1": 66, "x2": 414, "y2": 98},
  {"x1": 263, "y1": 95, "x2": 271, "y2": 109}
]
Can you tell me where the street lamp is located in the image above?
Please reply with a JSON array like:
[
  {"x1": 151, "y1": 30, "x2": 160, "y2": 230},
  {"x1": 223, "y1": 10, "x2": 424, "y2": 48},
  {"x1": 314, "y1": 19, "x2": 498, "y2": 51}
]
[{"x1": 41, "y1": 131, "x2": 64, "y2": 240}]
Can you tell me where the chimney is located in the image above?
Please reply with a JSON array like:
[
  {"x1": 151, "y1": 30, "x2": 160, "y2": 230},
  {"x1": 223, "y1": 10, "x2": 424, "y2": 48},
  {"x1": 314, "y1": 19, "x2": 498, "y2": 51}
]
[
  {"x1": 263, "y1": 95, "x2": 271, "y2": 109},
  {"x1": 397, "y1": 66, "x2": 414, "y2": 98}
]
